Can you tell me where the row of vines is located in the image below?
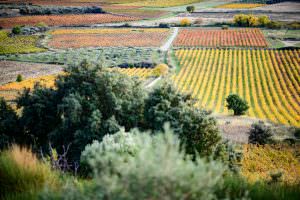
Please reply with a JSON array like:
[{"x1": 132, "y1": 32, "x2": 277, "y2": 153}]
[{"x1": 173, "y1": 49, "x2": 300, "y2": 127}]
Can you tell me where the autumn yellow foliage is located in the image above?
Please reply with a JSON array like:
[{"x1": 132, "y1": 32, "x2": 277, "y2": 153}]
[
  {"x1": 174, "y1": 49, "x2": 300, "y2": 127},
  {"x1": 152, "y1": 64, "x2": 169, "y2": 77},
  {"x1": 241, "y1": 144, "x2": 300, "y2": 184},
  {"x1": 0, "y1": 75, "x2": 57, "y2": 91},
  {"x1": 216, "y1": 3, "x2": 264, "y2": 9}
]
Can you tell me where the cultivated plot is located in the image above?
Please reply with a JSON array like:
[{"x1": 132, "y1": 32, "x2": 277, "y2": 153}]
[
  {"x1": 48, "y1": 28, "x2": 170, "y2": 48},
  {"x1": 174, "y1": 49, "x2": 300, "y2": 127},
  {"x1": 0, "y1": 14, "x2": 138, "y2": 28},
  {"x1": 174, "y1": 28, "x2": 268, "y2": 48}
]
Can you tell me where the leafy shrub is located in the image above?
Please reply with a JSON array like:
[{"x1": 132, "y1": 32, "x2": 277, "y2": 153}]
[
  {"x1": 0, "y1": 98, "x2": 21, "y2": 150},
  {"x1": 213, "y1": 140, "x2": 243, "y2": 173},
  {"x1": 234, "y1": 14, "x2": 258, "y2": 27},
  {"x1": 226, "y1": 94, "x2": 249, "y2": 115},
  {"x1": 186, "y1": 5, "x2": 195, "y2": 13},
  {"x1": 0, "y1": 145, "x2": 59, "y2": 199},
  {"x1": 144, "y1": 83, "x2": 221, "y2": 157},
  {"x1": 248, "y1": 121, "x2": 272, "y2": 145},
  {"x1": 151, "y1": 63, "x2": 169, "y2": 77},
  {"x1": 19, "y1": 5, "x2": 104, "y2": 15},
  {"x1": 79, "y1": 126, "x2": 225, "y2": 200},
  {"x1": 180, "y1": 18, "x2": 191, "y2": 27},
  {"x1": 266, "y1": 21, "x2": 283, "y2": 29},
  {"x1": 159, "y1": 23, "x2": 170, "y2": 28},
  {"x1": 12, "y1": 25, "x2": 21, "y2": 34},
  {"x1": 122, "y1": 23, "x2": 131, "y2": 27},
  {"x1": 16, "y1": 60, "x2": 145, "y2": 162},
  {"x1": 258, "y1": 15, "x2": 271, "y2": 26},
  {"x1": 294, "y1": 128, "x2": 300, "y2": 139},
  {"x1": 16, "y1": 74, "x2": 23, "y2": 82},
  {"x1": 222, "y1": 25, "x2": 229, "y2": 30}
]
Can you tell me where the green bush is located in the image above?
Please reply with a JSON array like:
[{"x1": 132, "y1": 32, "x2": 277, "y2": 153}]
[
  {"x1": 267, "y1": 21, "x2": 283, "y2": 29},
  {"x1": 294, "y1": 128, "x2": 300, "y2": 139},
  {"x1": 226, "y1": 94, "x2": 249, "y2": 115},
  {"x1": 12, "y1": 26, "x2": 21, "y2": 35},
  {"x1": 222, "y1": 25, "x2": 229, "y2": 30},
  {"x1": 0, "y1": 98, "x2": 21, "y2": 150},
  {"x1": 16, "y1": 74, "x2": 23, "y2": 82},
  {"x1": 144, "y1": 83, "x2": 221, "y2": 157},
  {"x1": 248, "y1": 121, "x2": 272, "y2": 145},
  {"x1": 186, "y1": 5, "x2": 195, "y2": 13},
  {"x1": 78, "y1": 126, "x2": 226, "y2": 200},
  {"x1": 16, "y1": 60, "x2": 145, "y2": 162}
]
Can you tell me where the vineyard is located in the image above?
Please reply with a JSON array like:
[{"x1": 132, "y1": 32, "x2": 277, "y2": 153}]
[
  {"x1": 174, "y1": 28, "x2": 268, "y2": 48},
  {"x1": 0, "y1": 31, "x2": 46, "y2": 54},
  {"x1": 0, "y1": 14, "x2": 138, "y2": 28},
  {"x1": 110, "y1": 67, "x2": 154, "y2": 79},
  {"x1": 174, "y1": 49, "x2": 300, "y2": 127},
  {"x1": 49, "y1": 28, "x2": 170, "y2": 48}
]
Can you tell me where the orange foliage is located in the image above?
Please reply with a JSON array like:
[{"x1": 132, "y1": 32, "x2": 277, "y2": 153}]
[{"x1": 0, "y1": 14, "x2": 139, "y2": 28}]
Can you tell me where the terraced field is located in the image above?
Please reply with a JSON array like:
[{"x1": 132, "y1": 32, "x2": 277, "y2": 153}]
[
  {"x1": 174, "y1": 28, "x2": 268, "y2": 48},
  {"x1": 174, "y1": 49, "x2": 300, "y2": 127}
]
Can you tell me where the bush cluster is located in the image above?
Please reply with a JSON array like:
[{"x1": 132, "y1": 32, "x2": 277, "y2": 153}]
[
  {"x1": 0, "y1": 61, "x2": 221, "y2": 165},
  {"x1": 234, "y1": 14, "x2": 270, "y2": 27},
  {"x1": 19, "y1": 5, "x2": 104, "y2": 15}
]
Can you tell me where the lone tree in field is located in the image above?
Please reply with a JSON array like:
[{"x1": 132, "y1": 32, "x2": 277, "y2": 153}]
[
  {"x1": 186, "y1": 6, "x2": 195, "y2": 13},
  {"x1": 226, "y1": 94, "x2": 249, "y2": 115}
]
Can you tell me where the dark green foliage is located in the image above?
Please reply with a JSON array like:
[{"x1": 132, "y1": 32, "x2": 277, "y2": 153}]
[
  {"x1": 294, "y1": 128, "x2": 300, "y2": 139},
  {"x1": 16, "y1": 74, "x2": 23, "y2": 82},
  {"x1": 186, "y1": 5, "x2": 195, "y2": 13},
  {"x1": 159, "y1": 23, "x2": 170, "y2": 28},
  {"x1": 0, "y1": 98, "x2": 21, "y2": 150},
  {"x1": 19, "y1": 5, "x2": 104, "y2": 15},
  {"x1": 222, "y1": 25, "x2": 229, "y2": 30},
  {"x1": 226, "y1": 94, "x2": 249, "y2": 115},
  {"x1": 17, "y1": 60, "x2": 145, "y2": 162},
  {"x1": 12, "y1": 26, "x2": 21, "y2": 35},
  {"x1": 144, "y1": 82, "x2": 221, "y2": 157},
  {"x1": 248, "y1": 121, "x2": 272, "y2": 145}
]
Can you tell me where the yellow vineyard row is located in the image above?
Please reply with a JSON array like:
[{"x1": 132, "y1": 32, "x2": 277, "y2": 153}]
[{"x1": 174, "y1": 49, "x2": 300, "y2": 127}]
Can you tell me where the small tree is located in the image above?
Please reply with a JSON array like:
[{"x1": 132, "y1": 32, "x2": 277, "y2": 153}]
[
  {"x1": 151, "y1": 64, "x2": 168, "y2": 77},
  {"x1": 258, "y1": 15, "x2": 270, "y2": 27},
  {"x1": 248, "y1": 121, "x2": 272, "y2": 145},
  {"x1": 12, "y1": 26, "x2": 21, "y2": 35},
  {"x1": 186, "y1": 5, "x2": 195, "y2": 13},
  {"x1": 180, "y1": 18, "x2": 191, "y2": 27},
  {"x1": 226, "y1": 94, "x2": 249, "y2": 115},
  {"x1": 16, "y1": 74, "x2": 23, "y2": 82}
]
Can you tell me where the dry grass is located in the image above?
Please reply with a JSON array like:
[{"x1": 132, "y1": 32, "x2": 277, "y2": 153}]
[{"x1": 241, "y1": 144, "x2": 300, "y2": 184}]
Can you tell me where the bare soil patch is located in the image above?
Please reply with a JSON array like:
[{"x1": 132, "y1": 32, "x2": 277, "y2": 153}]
[{"x1": 0, "y1": 60, "x2": 62, "y2": 84}]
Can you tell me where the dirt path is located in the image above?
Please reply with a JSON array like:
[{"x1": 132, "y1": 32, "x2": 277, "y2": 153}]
[{"x1": 160, "y1": 27, "x2": 178, "y2": 51}]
